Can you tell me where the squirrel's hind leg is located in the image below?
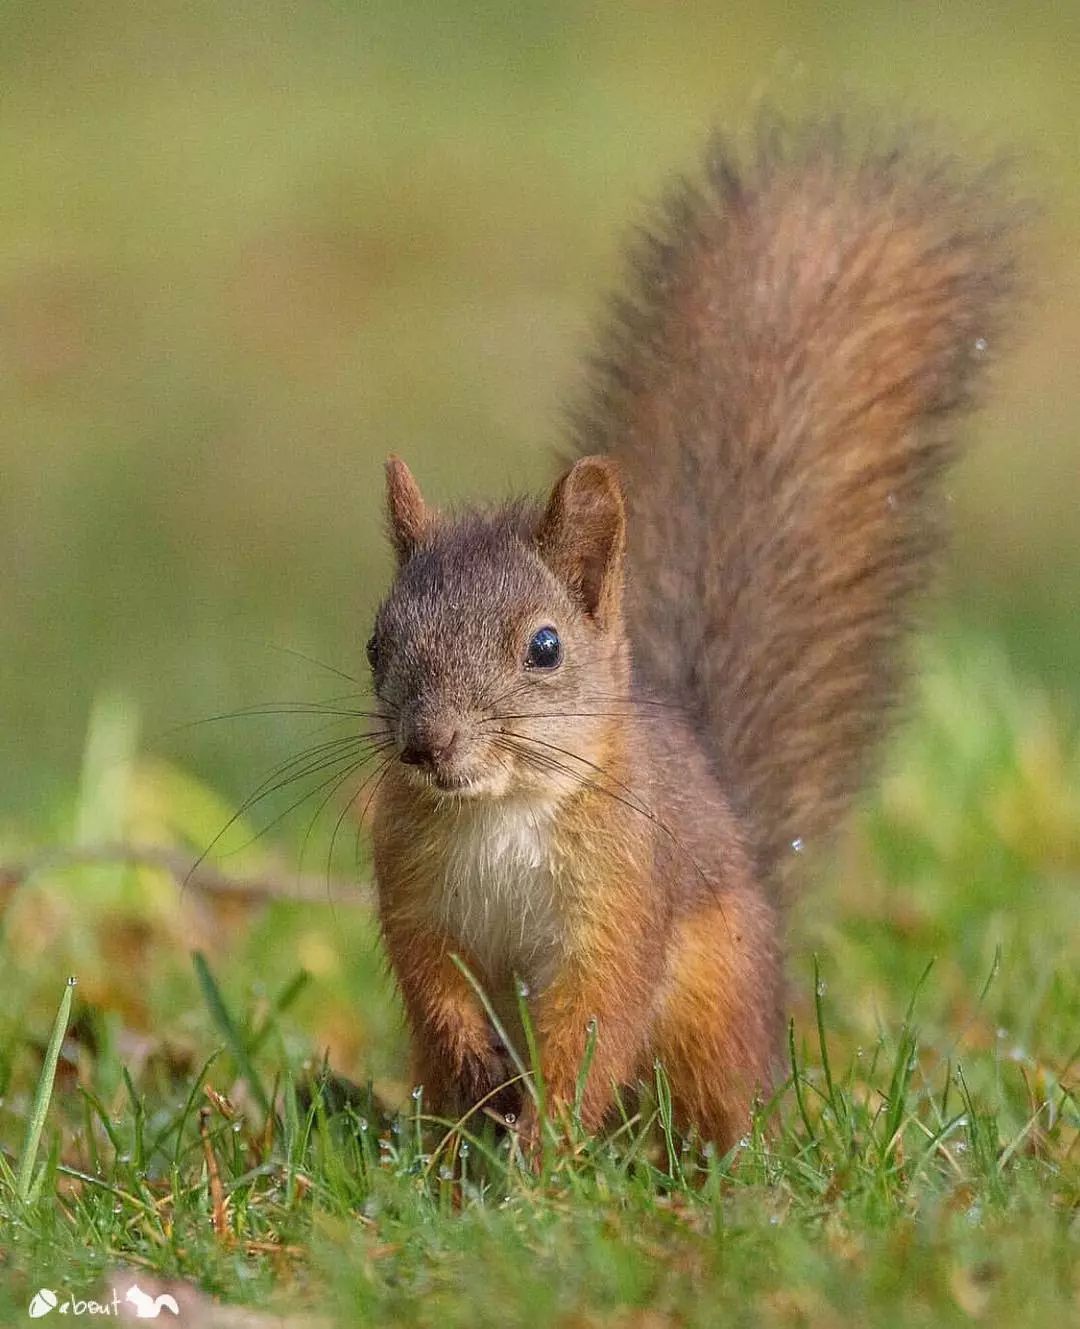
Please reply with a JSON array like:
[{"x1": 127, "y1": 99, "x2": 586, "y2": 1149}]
[{"x1": 650, "y1": 894, "x2": 783, "y2": 1149}]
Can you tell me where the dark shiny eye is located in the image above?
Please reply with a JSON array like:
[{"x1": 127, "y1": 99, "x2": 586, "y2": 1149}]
[
  {"x1": 366, "y1": 634, "x2": 380, "y2": 672},
  {"x1": 524, "y1": 626, "x2": 561, "y2": 671}
]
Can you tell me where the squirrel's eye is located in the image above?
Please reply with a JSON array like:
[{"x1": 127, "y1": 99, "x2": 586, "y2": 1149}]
[
  {"x1": 366, "y1": 635, "x2": 380, "y2": 671},
  {"x1": 524, "y1": 626, "x2": 562, "y2": 671}
]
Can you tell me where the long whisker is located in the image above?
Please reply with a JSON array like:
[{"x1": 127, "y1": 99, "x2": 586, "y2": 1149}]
[
  {"x1": 156, "y1": 702, "x2": 397, "y2": 754},
  {"x1": 573, "y1": 692, "x2": 688, "y2": 711},
  {"x1": 185, "y1": 733, "x2": 391, "y2": 883},
  {"x1": 493, "y1": 733, "x2": 717, "y2": 902},
  {"x1": 484, "y1": 710, "x2": 677, "y2": 723},
  {"x1": 351, "y1": 753, "x2": 399, "y2": 846},
  {"x1": 539, "y1": 667, "x2": 689, "y2": 712},
  {"x1": 239, "y1": 637, "x2": 365, "y2": 687},
  {"x1": 478, "y1": 675, "x2": 534, "y2": 714},
  {"x1": 492, "y1": 736, "x2": 652, "y2": 824},
  {"x1": 476, "y1": 668, "x2": 687, "y2": 719},
  {"x1": 326, "y1": 750, "x2": 400, "y2": 892},
  {"x1": 229, "y1": 733, "x2": 386, "y2": 814},
  {"x1": 499, "y1": 730, "x2": 654, "y2": 817},
  {"x1": 222, "y1": 746, "x2": 393, "y2": 866},
  {"x1": 298, "y1": 740, "x2": 397, "y2": 880},
  {"x1": 186, "y1": 701, "x2": 394, "y2": 724},
  {"x1": 286, "y1": 711, "x2": 381, "y2": 744},
  {"x1": 507, "y1": 656, "x2": 689, "y2": 708}
]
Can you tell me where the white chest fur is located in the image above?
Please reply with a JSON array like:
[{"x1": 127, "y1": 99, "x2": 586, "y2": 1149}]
[{"x1": 435, "y1": 795, "x2": 563, "y2": 992}]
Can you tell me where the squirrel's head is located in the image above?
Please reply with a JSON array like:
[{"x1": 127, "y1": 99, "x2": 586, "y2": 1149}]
[{"x1": 368, "y1": 455, "x2": 629, "y2": 801}]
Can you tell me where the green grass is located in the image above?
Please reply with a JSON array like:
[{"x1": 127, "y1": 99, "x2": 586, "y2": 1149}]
[{"x1": 1, "y1": 635, "x2": 1077, "y2": 1325}]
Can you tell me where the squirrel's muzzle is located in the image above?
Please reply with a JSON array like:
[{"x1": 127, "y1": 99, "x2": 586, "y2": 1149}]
[{"x1": 399, "y1": 713, "x2": 462, "y2": 781}]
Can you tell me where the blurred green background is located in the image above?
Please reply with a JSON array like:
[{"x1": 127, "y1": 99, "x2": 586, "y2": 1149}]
[
  {"x1": 2, "y1": 0, "x2": 1077, "y2": 826},
  {"x1": 0, "y1": 10, "x2": 1077, "y2": 1318}
]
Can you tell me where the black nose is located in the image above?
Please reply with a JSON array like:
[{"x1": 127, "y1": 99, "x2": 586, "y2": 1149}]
[{"x1": 400, "y1": 728, "x2": 459, "y2": 770}]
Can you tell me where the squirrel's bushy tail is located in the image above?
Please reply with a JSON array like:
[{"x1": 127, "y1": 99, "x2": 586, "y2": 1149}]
[{"x1": 573, "y1": 118, "x2": 1021, "y2": 879}]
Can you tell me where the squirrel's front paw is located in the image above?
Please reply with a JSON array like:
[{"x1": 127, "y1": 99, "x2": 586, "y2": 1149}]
[{"x1": 458, "y1": 1035, "x2": 521, "y2": 1122}]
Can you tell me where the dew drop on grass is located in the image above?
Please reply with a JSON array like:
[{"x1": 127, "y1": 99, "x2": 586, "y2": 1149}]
[
  {"x1": 358, "y1": 1117, "x2": 368, "y2": 1132},
  {"x1": 816, "y1": 979, "x2": 827, "y2": 997},
  {"x1": 973, "y1": 337, "x2": 989, "y2": 354},
  {"x1": 438, "y1": 1166, "x2": 454, "y2": 1181},
  {"x1": 504, "y1": 1113, "x2": 516, "y2": 1125},
  {"x1": 791, "y1": 837, "x2": 804, "y2": 854},
  {"x1": 411, "y1": 1086, "x2": 423, "y2": 1101},
  {"x1": 459, "y1": 1142, "x2": 470, "y2": 1156},
  {"x1": 232, "y1": 1122, "x2": 243, "y2": 1132},
  {"x1": 516, "y1": 979, "x2": 530, "y2": 998}
]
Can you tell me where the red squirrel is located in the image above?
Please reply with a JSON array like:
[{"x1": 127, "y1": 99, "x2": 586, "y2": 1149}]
[{"x1": 364, "y1": 119, "x2": 1019, "y2": 1147}]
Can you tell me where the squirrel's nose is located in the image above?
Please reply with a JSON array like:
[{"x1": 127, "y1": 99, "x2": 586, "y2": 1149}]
[{"x1": 400, "y1": 724, "x2": 460, "y2": 770}]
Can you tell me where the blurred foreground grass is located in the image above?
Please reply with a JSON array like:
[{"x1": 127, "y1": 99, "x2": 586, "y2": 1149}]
[{"x1": 1, "y1": 634, "x2": 1077, "y2": 1325}]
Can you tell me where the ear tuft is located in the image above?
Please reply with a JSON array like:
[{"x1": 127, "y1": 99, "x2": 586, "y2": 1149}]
[
  {"x1": 537, "y1": 456, "x2": 625, "y2": 623},
  {"x1": 385, "y1": 456, "x2": 433, "y2": 563}
]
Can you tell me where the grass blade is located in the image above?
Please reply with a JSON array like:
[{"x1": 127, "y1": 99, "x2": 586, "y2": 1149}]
[
  {"x1": 813, "y1": 955, "x2": 841, "y2": 1125},
  {"x1": 248, "y1": 968, "x2": 311, "y2": 1056},
  {"x1": 451, "y1": 954, "x2": 532, "y2": 1099},
  {"x1": 788, "y1": 1017, "x2": 818, "y2": 1153},
  {"x1": 192, "y1": 951, "x2": 270, "y2": 1117},
  {"x1": 15, "y1": 975, "x2": 76, "y2": 1202}
]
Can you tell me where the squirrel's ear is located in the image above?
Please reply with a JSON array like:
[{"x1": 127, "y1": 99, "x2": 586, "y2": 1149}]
[
  {"x1": 385, "y1": 456, "x2": 433, "y2": 563},
  {"x1": 537, "y1": 456, "x2": 625, "y2": 624}
]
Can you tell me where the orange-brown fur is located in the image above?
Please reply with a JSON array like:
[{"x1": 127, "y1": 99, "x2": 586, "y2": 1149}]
[
  {"x1": 374, "y1": 709, "x2": 781, "y2": 1143},
  {"x1": 365, "y1": 118, "x2": 1019, "y2": 1148}
]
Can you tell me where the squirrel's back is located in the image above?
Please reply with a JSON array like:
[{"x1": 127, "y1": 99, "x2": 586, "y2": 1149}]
[{"x1": 573, "y1": 119, "x2": 1020, "y2": 879}]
